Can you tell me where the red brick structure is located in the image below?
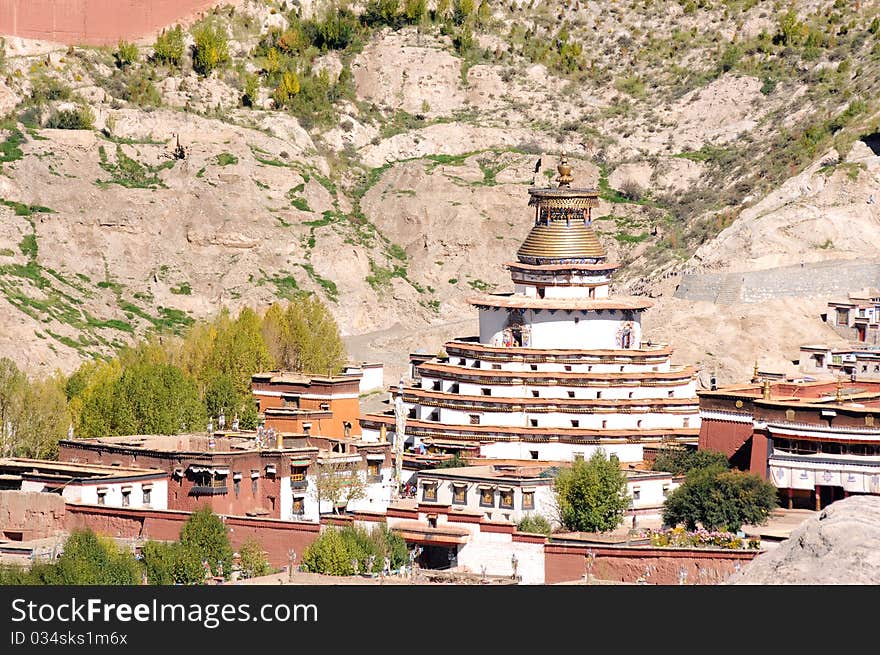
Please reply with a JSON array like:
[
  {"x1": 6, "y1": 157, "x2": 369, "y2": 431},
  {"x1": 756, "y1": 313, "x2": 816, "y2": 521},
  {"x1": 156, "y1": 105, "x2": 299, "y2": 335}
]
[
  {"x1": 64, "y1": 504, "x2": 320, "y2": 568},
  {"x1": 253, "y1": 372, "x2": 363, "y2": 439},
  {"x1": 0, "y1": 0, "x2": 231, "y2": 46},
  {"x1": 59, "y1": 433, "x2": 320, "y2": 518},
  {"x1": 544, "y1": 537, "x2": 758, "y2": 585},
  {"x1": 699, "y1": 377, "x2": 880, "y2": 509}
]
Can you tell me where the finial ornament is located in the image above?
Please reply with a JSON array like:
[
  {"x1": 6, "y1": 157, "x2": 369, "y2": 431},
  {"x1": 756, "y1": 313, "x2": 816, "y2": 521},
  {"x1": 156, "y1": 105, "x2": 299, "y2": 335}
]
[
  {"x1": 556, "y1": 151, "x2": 573, "y2": 187},
  {"x1": 836, "y1": 375, "x2": 843, "y2": 403},
  {"x1": 752, "y1": 360, "x2": 759, "y2": 383}
]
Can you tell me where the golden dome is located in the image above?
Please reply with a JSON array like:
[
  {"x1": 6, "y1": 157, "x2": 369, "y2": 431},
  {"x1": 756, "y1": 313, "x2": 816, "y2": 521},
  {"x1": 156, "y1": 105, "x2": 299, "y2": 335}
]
[
  {"x1": 517, "y1": 220, "x2": 607, "y2": 262},
  {"x1": 556, "y1": 151, "x2": 573, "y2": 187}
]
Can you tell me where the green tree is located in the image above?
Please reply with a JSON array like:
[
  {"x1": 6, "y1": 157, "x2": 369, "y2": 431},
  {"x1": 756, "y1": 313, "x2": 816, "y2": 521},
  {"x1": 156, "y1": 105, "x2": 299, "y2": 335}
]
[
  {"x1": 435, "y1": 0, "x2": 452, "y2": 23},
  {"x1": 453, "y1": 0, "x2": 475, "y2": 25},
  {"x1": 115, "y1": 40, "x2": 139, "y2": 68},
  {"x1": 140, "y1": 540, "x2": 204, "y2": 585},
  {"x1": 238, "y1": 538, "x2": 271, "y2": 578},
  {"x1": 776, "y1": 8, "x2": 806, "y2": 46},
  {"x1": 651, "y1": 447, "x2": 729, "y2": 476},
  {"x1": 312, "y1": 459, "x2": 366, "y2": 514},
  {"x1": 553, "y1": 450, "x2": 630, "y2": 532},
  {"x1": 242, "y1": 72, "x2": 259, "y2": 107},
  {"x1": 203, "y1": 373, "x2": 241, "y2": 422},
  {"x1": 179, "y1": 506, "x2": 233, "y2": 578},
  {"x1": 476, "y1": 0, "x2": 490, "y2": 26},
  {"x1": 272, "y1": 70, "x2": 301, "y2": 108},
  {"x1": 13, "y1": 372, "x2": 70, "y2": 458},
  {"x1": 192, "y1": 21, "x2": 230, "y2": 76},
  {"x1": 662, "y1": 465, "x2": 778, "y2": 532},
  {"x1": 0, "y1": 357, "x2": 26, "y2": 456},
  {"x1": 261, "y1": 297, "x2": 346, "y2": 374},
  {"x1": 284, "y1": 295, "x2": 347, "y2": 374},
  {"x1": 301, "y1": 527, "x2": 351, "y2": 575},
  {"x1": 301, "y1": 525, "x2": 406, "y2": 576},
  {"x1": 517, "y1": 514, "x2": 552, "y2": 535},
  {"x1": 153, "y1": 25, "x2": 185, "y2": 67},
  {"x1": 30, "y1": 529, "x2": 140, "y2": 585},
  {"x1": 107, "y1": 362, "x2": 205, "y2": 435},
  {"x1": 403, "y1": 0, "x2": 427, "y2": 23},
  {"x1": 206, "y1": 307, "x2": 273, "y2": 395},
  {"x1": 363, "y1": 0, "x2": 402, "y2": 27}
]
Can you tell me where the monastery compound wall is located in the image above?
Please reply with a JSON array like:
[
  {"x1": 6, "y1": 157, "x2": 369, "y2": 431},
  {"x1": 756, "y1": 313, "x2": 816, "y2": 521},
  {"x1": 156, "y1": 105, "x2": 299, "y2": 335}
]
[
  {"x1": 0, "y1": 0, "x2": 229, "y2": 46},
  {"x1": 674, "y1": 260, "x2": 880, "y2": 305}
]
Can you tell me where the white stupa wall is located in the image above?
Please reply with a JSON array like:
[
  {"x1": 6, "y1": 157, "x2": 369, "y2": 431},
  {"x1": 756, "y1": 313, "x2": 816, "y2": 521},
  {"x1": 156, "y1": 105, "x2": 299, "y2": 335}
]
[
  {"x1": 514, "y1": 283, "x2": 611, "y2": 299},
  {"x1": 433, "y1": 407, "x2": 697, "y2": 430},
  {"x1": 445, "y1": 356, "x2": 673, "y2": 374},
  {"x1": 478, "y1": 441, "x2": 645, "y2": 463},
  {"x1": 479, "y1": 308, "x2": 642, "y2": 350},
  {"x1": 421, "y1": 376, "x2": 697, "y2": 400}
]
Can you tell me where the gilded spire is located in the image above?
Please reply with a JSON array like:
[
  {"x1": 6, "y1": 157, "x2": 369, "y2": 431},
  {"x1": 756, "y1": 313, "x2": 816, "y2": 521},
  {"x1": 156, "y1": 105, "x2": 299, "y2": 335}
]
[
  {"x1": 835, "y1": 375, "x2": 843, "y2": 403},
  {"x1": 751, "y1": 360, "x2": 759, "y2": 383},
  {"x1": 556, "y1": 151, "x2": 573, "y2": 187}
]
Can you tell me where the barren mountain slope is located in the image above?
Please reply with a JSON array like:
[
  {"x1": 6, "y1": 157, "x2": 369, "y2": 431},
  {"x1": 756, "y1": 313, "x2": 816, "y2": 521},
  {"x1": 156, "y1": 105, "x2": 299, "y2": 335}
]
[{"x1": 0, "y1": 0, "x2": 878, "y2": 386}]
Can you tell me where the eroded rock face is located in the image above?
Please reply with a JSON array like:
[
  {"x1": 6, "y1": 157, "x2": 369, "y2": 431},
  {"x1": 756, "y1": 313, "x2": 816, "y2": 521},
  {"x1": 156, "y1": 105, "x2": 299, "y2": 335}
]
[{"x1": 726, "y1": 496, "x2": 880, "y2": 585}]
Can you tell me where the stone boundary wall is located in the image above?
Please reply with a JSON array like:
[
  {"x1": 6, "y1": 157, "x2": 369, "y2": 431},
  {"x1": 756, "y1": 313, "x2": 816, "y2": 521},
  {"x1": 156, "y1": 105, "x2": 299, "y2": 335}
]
[
  {"x1": 545, "y1": 541, "x2": 759, "y2": 585},
  {"x1": 0, "y1": 491, "x2": 66, "y2": 541},
  {"x1": 64, "y1": 504, "x2": 321, "y2": 568},
  {"x1": 0, "y1": 1, "x2": 232, "y2": 46},
  {"x1": 674, "y1": 260, "x2": 880, "y2": 305}
]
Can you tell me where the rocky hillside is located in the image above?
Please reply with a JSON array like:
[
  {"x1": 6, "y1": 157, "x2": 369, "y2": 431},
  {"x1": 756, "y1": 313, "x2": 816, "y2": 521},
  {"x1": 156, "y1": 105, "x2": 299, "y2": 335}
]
[
  {"x1": 0, "y1": 0, "x2": 879, "y2": 384},
  {"x1": 726, "y1": 496, "x2": 880, "y2": 584}
]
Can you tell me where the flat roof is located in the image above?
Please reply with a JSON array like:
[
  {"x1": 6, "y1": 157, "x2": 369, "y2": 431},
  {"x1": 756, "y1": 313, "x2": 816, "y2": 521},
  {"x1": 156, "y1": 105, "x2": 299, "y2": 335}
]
[
  {"x1": 61, "y1": 433, "x2": 317, "y2": 455},
  {"x1": 252, "y1": 371, "x2": 361, "y2": 384},
  {"x1": 0, "y1": 458, "x2": 164, "y2": 480}
]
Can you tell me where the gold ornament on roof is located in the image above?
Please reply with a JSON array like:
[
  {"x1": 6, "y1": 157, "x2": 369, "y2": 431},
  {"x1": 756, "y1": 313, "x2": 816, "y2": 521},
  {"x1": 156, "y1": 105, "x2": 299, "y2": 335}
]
[{"x1": 556, "y1": 151, "x2": 574, "y2": 187}]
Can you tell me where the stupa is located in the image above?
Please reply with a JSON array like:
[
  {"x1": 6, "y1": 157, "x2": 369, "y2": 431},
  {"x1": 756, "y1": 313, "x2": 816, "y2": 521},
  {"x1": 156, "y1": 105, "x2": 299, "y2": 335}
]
[{"x1": 360, "y1": 154, "x2": 701, "y2": 464}]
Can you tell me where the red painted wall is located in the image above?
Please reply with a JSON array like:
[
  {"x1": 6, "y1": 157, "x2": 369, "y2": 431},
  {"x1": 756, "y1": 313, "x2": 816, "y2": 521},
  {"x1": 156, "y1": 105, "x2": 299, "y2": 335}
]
[
  {"x1": 698, "y1": 418, "x2": 753, "y2": 457},
  {"x1": 0, "y1": 1, "x2": 230, "y2": 46},
  {"x1": 64, "y1": 504, "x2": 320, "y2": 568},
  {"x1": 545, "y1": 543, "x2": 758, "y2": 585}
]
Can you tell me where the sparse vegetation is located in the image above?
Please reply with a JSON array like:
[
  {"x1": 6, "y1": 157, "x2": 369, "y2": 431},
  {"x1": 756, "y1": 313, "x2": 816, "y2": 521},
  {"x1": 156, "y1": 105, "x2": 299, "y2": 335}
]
[
  {"x1": 46, "y1": 105, "x2": 95, "y2": 130},
  {"x1": 153, "y1": 25, "x2": 185, "y2": 67}
]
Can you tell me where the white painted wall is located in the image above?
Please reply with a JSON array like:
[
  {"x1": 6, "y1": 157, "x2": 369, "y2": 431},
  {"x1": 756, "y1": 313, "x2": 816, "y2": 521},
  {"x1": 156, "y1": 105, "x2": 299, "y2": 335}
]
[
  {"x1": 347, "y1": 466, "x2": 393, "y2": 514},
  {"x1": 529, "y1": 310, "x2": 643, "y2": 350},
  {"x1": 769, "y1": 455, "x2": 880, "y2": 493},
  {"x1": 480, "y1": 308, "x2": 645, "y2": 350},
  {"x1": 446, "y1": 358, "x2": 673, "y2": 374},
  {"x1": 478, "y1": 441, "x2": 645, "y2": 463},
  {"x1": 22, "y1": 479, "x2": 168, "y2": 509},
  {"x1": 455, "y1": 529, "x2": 546, "y2": 584},
  {"x1": 444, "y1": 379, "x2": 696, "y2": 400},
  {"x1": 344, "y1": 364, "x2": 385, "y2": 394},
  {"x1": 421, "y1": 477, "x2": 556, "y2": 523},
  {"x1": 437, "y1": 406, "x2": 697, "y2": 430}
]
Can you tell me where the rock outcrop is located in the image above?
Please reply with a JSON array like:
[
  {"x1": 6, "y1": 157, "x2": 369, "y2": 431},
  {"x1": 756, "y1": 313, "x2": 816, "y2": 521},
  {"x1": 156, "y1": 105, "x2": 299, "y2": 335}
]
[{"x1": 726, "y1": 496, "x2": 880, "y2": 585}]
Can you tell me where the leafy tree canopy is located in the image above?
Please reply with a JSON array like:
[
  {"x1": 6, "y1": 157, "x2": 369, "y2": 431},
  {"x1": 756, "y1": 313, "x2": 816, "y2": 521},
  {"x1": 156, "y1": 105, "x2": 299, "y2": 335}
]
[
  {"x1": 662, "y1": 465, "x2": 778, "y2": 532},
  {"x1": 553, "y1": 450, "x2": 630, "y2": 533},
  {"x1": 652, "y1": 447, "x2": 730, "y2": 476}
]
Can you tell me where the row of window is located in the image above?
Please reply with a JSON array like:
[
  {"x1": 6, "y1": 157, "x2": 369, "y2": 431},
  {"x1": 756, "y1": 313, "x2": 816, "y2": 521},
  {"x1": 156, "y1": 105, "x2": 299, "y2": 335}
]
[
  {"x1": 773, "y1": 439, "x2": 880, "y2": 457},
  {"x1": 96, "y1": 486, "x2": 152, "y2": 507},
  {"x1": 421, "y1": 482, "x2": 535, "y2": 510},
  {"x1": 428, "y1": 379, "x2": 678, "y2": 400},
  {"x1": 463, "y1": 415, "x2": 688, "y2": 428},
  {"x1": 456, "y1": 358, "x2": 659, "y2": 373}
]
